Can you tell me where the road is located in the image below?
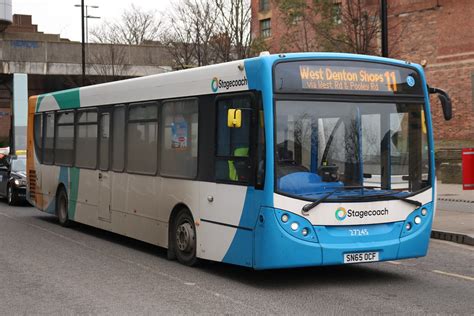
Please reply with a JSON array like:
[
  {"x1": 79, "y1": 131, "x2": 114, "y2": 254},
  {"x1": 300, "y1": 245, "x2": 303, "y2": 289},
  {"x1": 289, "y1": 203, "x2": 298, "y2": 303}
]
[{"x1": 0, "y1": 202, "x2": 473, "y2": 315}]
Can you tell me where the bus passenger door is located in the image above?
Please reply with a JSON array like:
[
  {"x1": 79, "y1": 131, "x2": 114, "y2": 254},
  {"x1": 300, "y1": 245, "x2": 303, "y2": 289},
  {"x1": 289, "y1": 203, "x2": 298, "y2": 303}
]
[
  {"x1": 199, "y1": 93, "x2": 257, "y2": 267},
  {"x1": 98, "y1": 110, "x2": 112, "y2": 222}
]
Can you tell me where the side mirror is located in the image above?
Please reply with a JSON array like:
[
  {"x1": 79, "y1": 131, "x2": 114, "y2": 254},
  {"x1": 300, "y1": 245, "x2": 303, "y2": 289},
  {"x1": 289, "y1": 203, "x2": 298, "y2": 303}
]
[
  {"x1": 428, "y1": 86, "x2": 452, "y2": 121},
  {"x1": 227, "y1": 109, "x2": 242, "y2": 128}
]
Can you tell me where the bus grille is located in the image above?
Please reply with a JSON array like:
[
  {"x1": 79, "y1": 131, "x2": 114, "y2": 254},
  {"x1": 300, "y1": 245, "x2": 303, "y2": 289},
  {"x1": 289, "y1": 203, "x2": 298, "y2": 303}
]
[{"x1": 28, "y1": 170, "x2": 37, "y2": 200}]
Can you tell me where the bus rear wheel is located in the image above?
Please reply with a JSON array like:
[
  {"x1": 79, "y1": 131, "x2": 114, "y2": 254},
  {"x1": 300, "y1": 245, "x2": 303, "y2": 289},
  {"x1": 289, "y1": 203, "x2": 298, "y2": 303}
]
[
  {"x1": 173, "y1": 209, "x2": 197, "y2": 266},
  {"x1": 56, "y1": 188, "x2": 71, "y2": 227}
]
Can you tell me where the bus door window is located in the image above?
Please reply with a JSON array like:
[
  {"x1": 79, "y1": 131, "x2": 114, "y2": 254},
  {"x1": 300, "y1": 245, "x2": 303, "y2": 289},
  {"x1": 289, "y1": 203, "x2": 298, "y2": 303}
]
[
  {"x1": 215, "y1": 96, "x2": 252, "y2": 183},
  {"x1": 99, "y1": 110, "x2": 111, "y2": 171}
]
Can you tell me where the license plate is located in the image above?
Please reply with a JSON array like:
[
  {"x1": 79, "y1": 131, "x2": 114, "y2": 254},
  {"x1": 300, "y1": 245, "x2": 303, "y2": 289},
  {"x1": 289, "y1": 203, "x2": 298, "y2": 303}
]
[{"x1": 344, "y1": 252, "x2": 379, "y2": 264}]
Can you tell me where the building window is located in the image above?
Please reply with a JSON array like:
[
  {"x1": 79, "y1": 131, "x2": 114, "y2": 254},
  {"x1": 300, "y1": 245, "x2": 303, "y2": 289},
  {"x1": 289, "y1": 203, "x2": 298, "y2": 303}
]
[
  {"x1": 333, "y1": 3, "x2": 342, "y2": 25},
  {"x1": 260, "y1": 19, "x2": 271, "y2": 38},
  {"x1": 259, "y1": 0, "x2": 270, "y2": 12}
]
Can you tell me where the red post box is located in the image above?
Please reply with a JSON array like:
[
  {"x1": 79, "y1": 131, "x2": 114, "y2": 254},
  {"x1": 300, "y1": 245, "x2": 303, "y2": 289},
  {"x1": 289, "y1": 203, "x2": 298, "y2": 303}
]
[{"x1": 462, "y1": 148, "x2": 474, "y2": 190}]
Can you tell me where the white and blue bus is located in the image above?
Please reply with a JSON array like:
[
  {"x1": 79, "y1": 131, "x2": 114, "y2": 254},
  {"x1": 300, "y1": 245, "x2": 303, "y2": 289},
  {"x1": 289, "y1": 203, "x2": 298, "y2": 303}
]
[{"x1": 27, "y1": 53, "x2": 452, "y2": 269}]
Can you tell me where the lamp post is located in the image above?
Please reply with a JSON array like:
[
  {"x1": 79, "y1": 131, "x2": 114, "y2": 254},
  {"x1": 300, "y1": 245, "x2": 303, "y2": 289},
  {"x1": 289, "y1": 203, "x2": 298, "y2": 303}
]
[
  {"x1": 75, "y1": 3, "x2": 100, "y2": 85},
  {"x1": 380, "y1": 0, "x2": 388, "y2": 57}
]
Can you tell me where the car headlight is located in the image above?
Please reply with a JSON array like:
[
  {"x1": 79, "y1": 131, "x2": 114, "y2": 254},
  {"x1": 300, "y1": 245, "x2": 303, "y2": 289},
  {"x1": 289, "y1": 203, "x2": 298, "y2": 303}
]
[{"x1": 14, "y1": 179, "x2": 20, "y2": 186}]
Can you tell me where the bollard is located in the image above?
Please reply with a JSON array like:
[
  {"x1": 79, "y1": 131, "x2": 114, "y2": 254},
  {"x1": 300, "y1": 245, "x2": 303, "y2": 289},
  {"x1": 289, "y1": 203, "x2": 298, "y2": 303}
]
[{"x1": 462, "y1": 148, "x2": 474, "y2": 190}]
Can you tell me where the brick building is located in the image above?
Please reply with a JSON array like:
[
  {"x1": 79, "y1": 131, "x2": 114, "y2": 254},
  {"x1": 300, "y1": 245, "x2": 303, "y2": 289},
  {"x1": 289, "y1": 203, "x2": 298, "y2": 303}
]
[{"x1": 251, "y1": 0, "x2": 474, "y2": 147}]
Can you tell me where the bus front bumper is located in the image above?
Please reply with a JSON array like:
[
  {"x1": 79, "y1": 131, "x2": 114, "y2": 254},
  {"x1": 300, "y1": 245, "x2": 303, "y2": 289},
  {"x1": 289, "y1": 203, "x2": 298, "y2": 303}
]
[{"x1": 253, "y1": 204, "x2": 433, "y2": 270}]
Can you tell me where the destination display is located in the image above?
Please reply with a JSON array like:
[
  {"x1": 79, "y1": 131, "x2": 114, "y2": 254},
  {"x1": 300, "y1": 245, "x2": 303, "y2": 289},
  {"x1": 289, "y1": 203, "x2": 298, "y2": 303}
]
[
  {"x1": 300, "y1": 65, "x2": 401, "y2": 93},
  {"x1": 274, "y1": 60, "x2": 424, "y2": 96}
]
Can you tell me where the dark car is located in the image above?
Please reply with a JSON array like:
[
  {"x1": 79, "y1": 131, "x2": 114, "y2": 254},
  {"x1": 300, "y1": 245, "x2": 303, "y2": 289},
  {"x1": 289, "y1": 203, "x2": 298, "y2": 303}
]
[{"x1": 0, "y1": 154, "x2": 27, "y2": 205}]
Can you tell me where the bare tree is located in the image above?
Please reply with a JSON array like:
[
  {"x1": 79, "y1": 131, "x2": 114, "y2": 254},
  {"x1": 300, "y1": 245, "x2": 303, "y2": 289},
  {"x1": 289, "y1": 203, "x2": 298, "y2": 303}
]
[
  {"x1": 214, "y1": 0, "x2": 252, "y2": 60},
  {"x1": 88, "y1": 44, "x2": 131, "y2": 83},
  {"x1": 90, "y1": 5, "x2": 163, "y2": 45},
  {"x1": 162, "y1": 0, "x2": 254, "y2": 68},
  {"x1": 276, "y1": 0, "x2": 402, "y2": 55},
  {"x1": 161, "y1": 0, "x2": 219, "y2": 68}
]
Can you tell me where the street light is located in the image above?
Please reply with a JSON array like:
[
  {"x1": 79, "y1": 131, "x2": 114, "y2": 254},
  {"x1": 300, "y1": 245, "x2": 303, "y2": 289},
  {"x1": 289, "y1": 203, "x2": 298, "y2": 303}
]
[{"x1": 74, "y1": 3, "x2": 100, "y2": 85}]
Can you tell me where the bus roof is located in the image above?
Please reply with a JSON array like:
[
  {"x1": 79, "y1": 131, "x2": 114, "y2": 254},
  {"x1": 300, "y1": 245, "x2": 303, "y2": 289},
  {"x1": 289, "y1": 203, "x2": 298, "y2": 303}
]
[{"x1": 32, "y1": 52, "x2": 424, "y2": 113}]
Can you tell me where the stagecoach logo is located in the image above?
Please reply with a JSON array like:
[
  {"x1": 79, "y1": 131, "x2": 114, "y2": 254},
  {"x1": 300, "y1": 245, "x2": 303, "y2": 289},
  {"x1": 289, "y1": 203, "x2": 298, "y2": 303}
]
[
  {"x1": 335, "y1": 207, "x2": 389, "y2": 221},
  {"x1": 211, "y1": 76, "x2": 248, "y2": 93},
  {"x1": 335, "y1": 207, "x2": 347, "y2": 221},
  {"x1": 406, "y1": 75, "x2": 415, "y2": 87}
]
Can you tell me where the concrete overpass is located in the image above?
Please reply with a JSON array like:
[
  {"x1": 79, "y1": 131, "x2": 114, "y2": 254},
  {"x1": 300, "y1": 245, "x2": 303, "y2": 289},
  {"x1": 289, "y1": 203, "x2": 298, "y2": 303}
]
[{"x1": 0, "y1": 15, "x2": 174, "y2": 144}]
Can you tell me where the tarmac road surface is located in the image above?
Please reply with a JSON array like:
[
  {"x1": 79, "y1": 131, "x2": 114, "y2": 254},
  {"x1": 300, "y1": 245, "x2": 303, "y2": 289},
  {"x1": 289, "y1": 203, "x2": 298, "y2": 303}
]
[{"x1": 0, "y1": 203, "x2": 473, "y2": 315}]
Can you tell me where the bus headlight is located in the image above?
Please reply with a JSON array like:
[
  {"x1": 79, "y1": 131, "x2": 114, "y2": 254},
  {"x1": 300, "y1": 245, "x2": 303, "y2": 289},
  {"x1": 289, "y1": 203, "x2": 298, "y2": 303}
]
[
  {"x1": 414, "y1": 216, "x2": 422, "y2": 225},
  {"x1": 405, "y1": 223, "x2": 412, "y2": 231},
  {"x1": 421, "y1": 208, "x2": 428, "y2": 216},
  {"x1": 275, "y1": 209, "x2": 318, "y2": 242},
  {"x1": 290, "y1": 222, "x2": 299, "y2": 231}
]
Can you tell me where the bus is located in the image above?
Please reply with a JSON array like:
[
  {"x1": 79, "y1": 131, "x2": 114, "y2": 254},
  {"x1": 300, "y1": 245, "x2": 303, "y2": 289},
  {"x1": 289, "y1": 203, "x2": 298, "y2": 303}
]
[{"x1": 27, "y1": 53, "x2": 452, "y2": 269}]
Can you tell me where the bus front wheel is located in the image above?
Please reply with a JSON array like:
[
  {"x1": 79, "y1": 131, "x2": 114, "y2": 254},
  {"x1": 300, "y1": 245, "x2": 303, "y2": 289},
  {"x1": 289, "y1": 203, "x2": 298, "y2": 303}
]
[
  {"x1": 56, "y1": 188, "x2": 71, "y2": 227},
  {"x1": 173, "y1": 209, "x2": 197, "y2": 266}
]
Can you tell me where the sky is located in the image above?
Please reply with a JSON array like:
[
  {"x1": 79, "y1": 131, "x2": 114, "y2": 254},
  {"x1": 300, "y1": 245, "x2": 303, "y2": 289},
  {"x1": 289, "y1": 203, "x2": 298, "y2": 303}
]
[{"x1": 12, "y1": 0, "x2": 173, "y2": 41}]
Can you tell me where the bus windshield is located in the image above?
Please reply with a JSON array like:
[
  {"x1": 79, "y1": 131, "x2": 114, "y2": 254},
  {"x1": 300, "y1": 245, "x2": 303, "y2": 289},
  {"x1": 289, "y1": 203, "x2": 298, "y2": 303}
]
[{"x1": 275, "y1": 100, "x2": 430, "y2": 201}]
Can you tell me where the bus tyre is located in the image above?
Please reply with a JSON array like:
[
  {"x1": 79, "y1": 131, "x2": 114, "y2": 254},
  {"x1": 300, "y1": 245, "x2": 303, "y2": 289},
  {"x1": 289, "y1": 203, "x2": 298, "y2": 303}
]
[
  {"x1": 56, "y1": 189, "x2": 71, "y2": 227},
  {"x1": 7, "y1": 185, "x2": 16, "y2": 206},
  {"x1": 173, "y1": 209, "x2": 197, "y2": 266}
]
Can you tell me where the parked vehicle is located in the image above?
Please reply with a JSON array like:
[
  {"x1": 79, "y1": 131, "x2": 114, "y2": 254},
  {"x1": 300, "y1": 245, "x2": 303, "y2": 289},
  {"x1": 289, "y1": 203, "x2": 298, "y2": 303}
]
[{"x1": 0, "y1": 154, "x2": 27, "y2": 205}]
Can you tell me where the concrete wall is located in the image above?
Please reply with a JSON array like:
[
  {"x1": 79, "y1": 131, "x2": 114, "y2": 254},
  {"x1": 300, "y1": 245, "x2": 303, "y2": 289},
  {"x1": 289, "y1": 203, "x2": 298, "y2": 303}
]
[{"x1": 0, "y1": 39, "x2": 173, "y2": 76}]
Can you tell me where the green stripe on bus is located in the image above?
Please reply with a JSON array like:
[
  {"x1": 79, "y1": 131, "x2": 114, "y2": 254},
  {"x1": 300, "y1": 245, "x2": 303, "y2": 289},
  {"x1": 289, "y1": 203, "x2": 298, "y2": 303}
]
[
  {"x1": 68, "y1": 167, "x2": 80, "y2": 220},
  {"x1": 35, "y1": 88, "x2": 80, "y2": 112}
]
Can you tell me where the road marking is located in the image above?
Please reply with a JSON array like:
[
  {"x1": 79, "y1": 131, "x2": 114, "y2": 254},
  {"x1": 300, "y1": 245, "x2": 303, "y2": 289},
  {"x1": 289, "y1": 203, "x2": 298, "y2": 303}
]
[
  {"x1": 387, "y1": 261, "x2": 402, "y2": 265},
  {"x1": 432, "y1": 270, "x2": 474, "y2": 281}
]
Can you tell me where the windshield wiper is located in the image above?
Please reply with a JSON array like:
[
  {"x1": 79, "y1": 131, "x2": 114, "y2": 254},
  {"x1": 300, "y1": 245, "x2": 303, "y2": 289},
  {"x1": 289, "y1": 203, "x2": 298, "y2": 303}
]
[
  {"x1": 373, "y1": 193, "x2": 422, "y2": 207},
  {"x1": 301, "y1": 186, "x2": 380, "y2": 215}
]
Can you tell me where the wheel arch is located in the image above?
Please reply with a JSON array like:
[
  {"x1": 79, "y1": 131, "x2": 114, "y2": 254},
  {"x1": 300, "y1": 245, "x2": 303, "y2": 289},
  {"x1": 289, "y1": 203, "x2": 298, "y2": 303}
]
[{"x1": 167, "y1": 202, "x2": 195, "y2": 258}]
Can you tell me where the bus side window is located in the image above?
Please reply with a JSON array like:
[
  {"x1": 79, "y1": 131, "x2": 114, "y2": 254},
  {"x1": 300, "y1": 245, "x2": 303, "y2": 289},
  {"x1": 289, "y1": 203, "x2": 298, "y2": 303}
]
[
  {"x1": 43, "y1": 112, "x2": 55, "y2": 165},
  {"x1": 215, "y1": 96, "x2": 251, "y2": 183},
  {"x1": 34, "y1": 113, "x2": 43, "y2": 163}
]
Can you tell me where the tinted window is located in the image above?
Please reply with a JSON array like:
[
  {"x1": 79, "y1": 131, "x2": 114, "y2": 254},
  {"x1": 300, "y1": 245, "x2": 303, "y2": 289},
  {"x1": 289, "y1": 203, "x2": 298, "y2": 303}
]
[
  {"x1": 34, "y1": 114, "x2": 43, "y2": 162},
  {"x1": 43, "y1": 113, "x2": 55, "y2": 164},
  {"x1": 55, "y1": 111, "x2": 75, "y2": 166},
  {"x1": 160, "y1": 99, "x2": 198, "y2": 178},
  {"x1": 127, "y1": 102, "x2": 158, "y2": 174},
  {"x1": 75, "y1": 110, "x2": 98, "y2": 169},
  {"x1": 99, "y1": 112, "x2": 111, "y2": 170},
  {"x1": 112, "y1": 106, "x2": 125, "y2": 172}
]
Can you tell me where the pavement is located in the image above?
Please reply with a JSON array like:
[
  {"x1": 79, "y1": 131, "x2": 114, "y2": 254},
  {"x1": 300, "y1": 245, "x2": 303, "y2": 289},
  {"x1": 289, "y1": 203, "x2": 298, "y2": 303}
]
[
  {"x1": 433, "y1": 182, "x2": 474, "y2": 246},
  {"x1": 0, "y1": 204, "x2": 473, "y2": 314}
]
